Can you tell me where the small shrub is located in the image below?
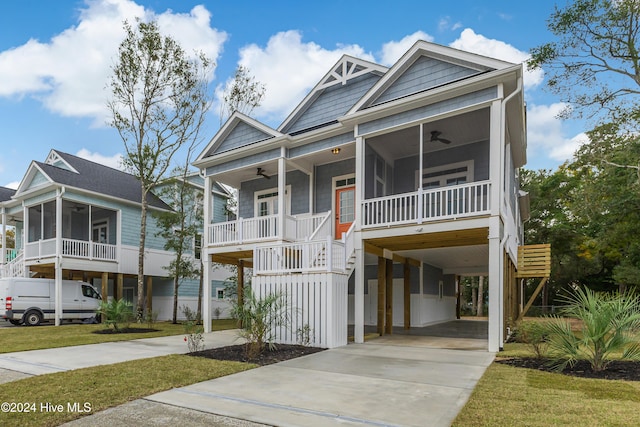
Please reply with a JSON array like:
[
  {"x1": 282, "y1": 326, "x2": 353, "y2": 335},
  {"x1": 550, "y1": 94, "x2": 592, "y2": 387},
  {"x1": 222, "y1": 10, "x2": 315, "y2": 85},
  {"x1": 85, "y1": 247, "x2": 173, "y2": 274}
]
[
  {"x1": 296, "y1": 324, "x2": 314, "y2": 347},
  {"x1": 231, "y1": 289, "x2": 290, "y2": 360},
  {"x1": 543, "y1": 287, "x2": 640, "y2": 372},
  {"x1": 513, "y1": 320, "x2": 548, "y2": 358},
  {"x1": 181, "y1": 305, "x2": 204, "y2": 352},
  {"x1": 213, "y1": 307, "x2": 221, "y2": 320},
  {"x1": 144, "y1": 310, "x2": 158, "y2": 329},
  {"x1": 97, "y1": 299, "x2": 134, "y2": 332}
]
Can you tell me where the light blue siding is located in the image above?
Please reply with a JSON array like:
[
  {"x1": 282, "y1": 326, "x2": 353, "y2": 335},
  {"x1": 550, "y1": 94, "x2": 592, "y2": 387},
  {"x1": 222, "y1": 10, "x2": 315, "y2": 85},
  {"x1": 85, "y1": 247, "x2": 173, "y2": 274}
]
[
  {"x1": 208, "y1": 121, "x2": 273, "y2": 156},
  {"x1": 392, "y1": 140, "x2": 490, "y2": 194},
  {"x1": 289, "y1": 132, "x2": 354, "y2": 158},
  {"x1": 22, "y1": 190, "x2": 56, "y2": 206},
  {"x1": 238, "y1": 170, "x2": 309, "y2": 218},
  {"x1": 359, "y1": 87, "x2": 497, "y2": 136},
  {"x1": 206, "y1": 148, "x2": 281, "y2": 176},
  {"x1": 315, "y1": 159, "x2": 355, "y2": 213},
  {"x1": 27, "y1": 170, "x2": 50, "y2": 190},
  {"x1": 283, "y1": 73, "x2": 381, "y2": 134},
  {"x1": 374, "y1": 57, "x2": 481, "y2": 105},
  {"x1": 212, "y1": 192, "x2": 229, "y2": 223}
]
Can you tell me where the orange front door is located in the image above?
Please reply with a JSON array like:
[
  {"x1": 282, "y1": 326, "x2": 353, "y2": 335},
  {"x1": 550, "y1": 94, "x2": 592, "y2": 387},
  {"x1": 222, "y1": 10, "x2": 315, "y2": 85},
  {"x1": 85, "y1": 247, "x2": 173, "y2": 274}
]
[{"x1": 335, "y1": 186, "x2": 355, "y2": 239}]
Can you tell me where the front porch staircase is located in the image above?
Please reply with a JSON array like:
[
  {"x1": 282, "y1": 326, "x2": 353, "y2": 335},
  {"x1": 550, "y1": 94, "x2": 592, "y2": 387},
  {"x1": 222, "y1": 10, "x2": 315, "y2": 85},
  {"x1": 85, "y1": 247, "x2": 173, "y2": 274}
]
[{"x1": 0, "y1": 250, "x2": 28, "y2": 279}]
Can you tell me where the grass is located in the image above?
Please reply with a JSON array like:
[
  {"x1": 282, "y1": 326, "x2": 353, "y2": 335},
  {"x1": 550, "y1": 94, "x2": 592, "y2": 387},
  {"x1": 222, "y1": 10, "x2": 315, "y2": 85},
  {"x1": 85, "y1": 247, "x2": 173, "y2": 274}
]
[
  {"x1": 453, "y1": 362, "x2": 640, "y2": 427},
  {"x1": 0, "y1": 319, "x2": 237, "y2": 353},
  {"x1": 0, "y1": 354, "x2": 255, "y2": 427}
]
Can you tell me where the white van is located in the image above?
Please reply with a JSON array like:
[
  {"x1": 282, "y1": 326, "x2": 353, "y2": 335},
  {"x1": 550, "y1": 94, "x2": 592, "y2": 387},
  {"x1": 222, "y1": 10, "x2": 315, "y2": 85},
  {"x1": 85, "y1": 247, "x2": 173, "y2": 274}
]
[{"x1": 0, "y1": 278, "x2": 102, "y2": 326}]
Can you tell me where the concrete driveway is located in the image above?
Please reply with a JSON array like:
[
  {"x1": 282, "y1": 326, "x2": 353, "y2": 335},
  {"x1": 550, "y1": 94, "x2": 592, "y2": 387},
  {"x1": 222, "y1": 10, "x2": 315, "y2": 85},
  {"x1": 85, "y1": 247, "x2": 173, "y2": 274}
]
[{"x1": 146, "y1": 342, "x2": 494, "y2": 427}]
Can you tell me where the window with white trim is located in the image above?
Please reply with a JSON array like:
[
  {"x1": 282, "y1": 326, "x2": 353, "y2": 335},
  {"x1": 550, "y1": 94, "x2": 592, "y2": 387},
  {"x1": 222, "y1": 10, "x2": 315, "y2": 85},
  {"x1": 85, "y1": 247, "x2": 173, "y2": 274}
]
[{"x1": 254, "y1": 186, "x2": 291, "y2": 216}]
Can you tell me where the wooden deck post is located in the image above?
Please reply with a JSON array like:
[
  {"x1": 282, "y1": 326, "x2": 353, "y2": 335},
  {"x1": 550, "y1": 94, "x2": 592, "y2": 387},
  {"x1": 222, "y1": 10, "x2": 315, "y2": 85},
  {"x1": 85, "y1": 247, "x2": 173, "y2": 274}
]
[
  {"x1": 403, "y1": 262, "x2": 410, "y2": 330},
  {"x1": 101, "y1": 272, "x2": 108, "y2": 303},
  {"x1": 377, "y1": 257, "x2": 385, "y2": 335},
  {"x1": 146, "y1": 276, "x2": 153, "y2": 313},
  {"x1": 116, "y1": 273, "x2": 123, "y2": 301},
  {"x1": 385, "y1": 258, "x2": 393, "y2": 335}
]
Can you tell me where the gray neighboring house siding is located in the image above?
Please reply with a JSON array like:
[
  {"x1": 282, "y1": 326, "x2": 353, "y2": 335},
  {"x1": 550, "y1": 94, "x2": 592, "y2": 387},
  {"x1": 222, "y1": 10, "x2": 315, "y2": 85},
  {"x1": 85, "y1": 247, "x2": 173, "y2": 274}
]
[
  {"x1": 284, "y1": 73, "x2": 382, "y2": 134},
  {"x1": 373, "y1": 57, "x2": 482, "y2": 106}
]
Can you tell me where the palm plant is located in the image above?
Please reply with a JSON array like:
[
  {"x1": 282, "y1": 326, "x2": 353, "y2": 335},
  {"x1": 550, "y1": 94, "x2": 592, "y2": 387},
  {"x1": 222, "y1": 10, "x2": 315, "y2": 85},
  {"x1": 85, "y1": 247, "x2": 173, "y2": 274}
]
[
  {"x1": 97, "y1": 299, "x2": 134, "y2": 332},
  {"x1": 544, "y1": 287, "x2": 640, "y2": 372},
  {"x1": 231, "y1": 288, "x2": 289, "y2": 359}
]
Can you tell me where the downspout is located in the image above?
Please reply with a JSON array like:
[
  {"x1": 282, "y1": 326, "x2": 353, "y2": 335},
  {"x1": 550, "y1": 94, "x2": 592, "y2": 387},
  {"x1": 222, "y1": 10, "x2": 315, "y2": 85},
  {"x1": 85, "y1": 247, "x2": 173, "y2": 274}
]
[{"x1": 499, "y1": 76, "x2": 522, "y2": 345}]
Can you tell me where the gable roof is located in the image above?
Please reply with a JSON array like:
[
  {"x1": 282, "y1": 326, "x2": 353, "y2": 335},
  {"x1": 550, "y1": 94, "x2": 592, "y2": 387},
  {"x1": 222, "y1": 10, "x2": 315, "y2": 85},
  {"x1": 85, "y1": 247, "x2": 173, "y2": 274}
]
[
  {"x1": 17, "y1": 150, "x2": 171, "y2": 210},
  {"x1": 195, "y1": 112, "x2": 282, "y2": 163},
  {"x1": 278, "y1": 55, "x2": 388, "y2": 134},
  {"x1": 349, "y1": 40, "x2": 515, "y2": 113}
]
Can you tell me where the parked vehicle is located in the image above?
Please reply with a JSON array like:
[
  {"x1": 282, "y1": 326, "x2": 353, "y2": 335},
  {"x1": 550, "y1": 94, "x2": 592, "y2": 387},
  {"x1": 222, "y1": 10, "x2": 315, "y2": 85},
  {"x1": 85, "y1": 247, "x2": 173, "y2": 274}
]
[{"x1": 0, "y1": 278, "x2": 102, "y2": 326}]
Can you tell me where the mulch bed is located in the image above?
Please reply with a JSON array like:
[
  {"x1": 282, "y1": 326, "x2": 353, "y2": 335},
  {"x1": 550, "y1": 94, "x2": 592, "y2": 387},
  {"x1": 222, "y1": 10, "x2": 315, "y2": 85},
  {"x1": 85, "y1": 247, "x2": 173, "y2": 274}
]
[
  {"x1": 497, "y1": 357, "x2": 640, "y2": 381},
  {"x1": 188, "y1": 344, "x2": 326, "y2": 366},
  {"x1": 93, "y1": 328, "x2": 159, "y2": 334}
]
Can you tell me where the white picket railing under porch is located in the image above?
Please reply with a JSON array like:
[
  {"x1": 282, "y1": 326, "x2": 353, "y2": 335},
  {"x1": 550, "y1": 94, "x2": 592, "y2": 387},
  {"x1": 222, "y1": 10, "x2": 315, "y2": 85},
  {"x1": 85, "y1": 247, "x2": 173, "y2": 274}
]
[
  {"x1": 362, "y1": 180, "x2": 491, "y2": 228},
  {"x1": 24, "y1": 238, "x2": 117, "y2": 262},
  {"x1": 0, "y1": 250, "x2": 25, "y2": 278}
]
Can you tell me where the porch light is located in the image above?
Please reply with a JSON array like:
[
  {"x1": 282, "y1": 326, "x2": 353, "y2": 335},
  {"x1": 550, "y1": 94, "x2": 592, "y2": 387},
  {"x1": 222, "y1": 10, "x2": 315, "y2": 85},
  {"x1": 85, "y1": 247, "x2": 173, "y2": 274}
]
[{"x1": 331, "y1": 148, "x2": 341, "y2": 154}]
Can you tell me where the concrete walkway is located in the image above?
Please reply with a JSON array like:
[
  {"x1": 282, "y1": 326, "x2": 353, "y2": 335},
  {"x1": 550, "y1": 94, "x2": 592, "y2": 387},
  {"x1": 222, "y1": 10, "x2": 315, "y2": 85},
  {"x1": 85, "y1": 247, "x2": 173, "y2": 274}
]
[{"x1": 0, "y1": 329, "x2": 494, "y2": 427}]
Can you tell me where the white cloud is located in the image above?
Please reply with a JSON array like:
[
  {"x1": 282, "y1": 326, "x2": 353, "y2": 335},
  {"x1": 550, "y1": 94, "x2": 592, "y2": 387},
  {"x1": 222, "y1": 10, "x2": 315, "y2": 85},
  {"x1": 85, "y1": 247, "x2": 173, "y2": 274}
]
[
  {"x1": 449, "y1": 28, "x2": 543, "y2": 89},
  {"x1": 379, "y1": 31, "x2": 434, "y2": 66},
  {"x1": 234, "y1": 30, "x2": 374, "y2": 122},
  {"x1": 437, "y1": 17, "x2": 463, "y2": 32},
  {"x1": 76, "y1": 148, "x2": 124, "y2": 170},
  {"x1": 527, "y1": 103, "x2": 588, "y2": 162},
  {"x1": 0, "y1": 0, "x2": 227, "y2": 125},
  {"x1": 4, "y1": 181, "x2": 19, "y2": 190}
]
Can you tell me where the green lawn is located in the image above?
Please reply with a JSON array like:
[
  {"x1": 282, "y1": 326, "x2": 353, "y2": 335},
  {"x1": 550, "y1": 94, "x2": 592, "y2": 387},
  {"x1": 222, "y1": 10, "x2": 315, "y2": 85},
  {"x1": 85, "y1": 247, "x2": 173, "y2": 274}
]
[
  {"x1": 0, "y1": 319, "x2": 237, "y2": 353},
  {"x1": 0, "y1": 354, "x2": 255, "y2": 427},
  {"x1": 453, "y1": 362, "x2": 640, "y2": 427}
]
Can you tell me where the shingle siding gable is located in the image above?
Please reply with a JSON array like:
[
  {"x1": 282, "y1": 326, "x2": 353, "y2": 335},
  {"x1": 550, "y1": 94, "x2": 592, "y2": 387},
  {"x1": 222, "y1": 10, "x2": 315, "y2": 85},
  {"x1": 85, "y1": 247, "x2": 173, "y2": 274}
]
[
  {"x1": 372, "y1": 56, "x2": 482, "y2": 106},
  {"x1": 212, "y1": 121, "x2": 273, "y2": 155},
  {"x1": 283, "y1": 73, "x2": 381, "y2": 134}
]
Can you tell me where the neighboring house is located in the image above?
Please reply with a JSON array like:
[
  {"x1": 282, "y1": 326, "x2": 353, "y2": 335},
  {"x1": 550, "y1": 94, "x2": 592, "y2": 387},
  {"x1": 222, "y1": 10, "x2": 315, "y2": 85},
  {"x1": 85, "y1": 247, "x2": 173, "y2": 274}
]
[
  {"x1": 0, "y1": 149, "x2": 233, "y2": 323},
  {"x1": 194, "y1": 40, "x2": 529, "y2": 351}
]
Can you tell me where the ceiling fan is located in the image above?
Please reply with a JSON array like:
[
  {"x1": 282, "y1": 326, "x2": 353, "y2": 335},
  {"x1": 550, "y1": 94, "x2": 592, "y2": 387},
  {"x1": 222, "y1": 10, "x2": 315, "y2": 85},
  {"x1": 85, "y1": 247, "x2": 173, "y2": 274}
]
[
  {"x1": 430, "y1": 130, "x2": 452, "y2": 144},
  {"x1": 256, "y1": 167, "x2": 271, "y2": 179}
]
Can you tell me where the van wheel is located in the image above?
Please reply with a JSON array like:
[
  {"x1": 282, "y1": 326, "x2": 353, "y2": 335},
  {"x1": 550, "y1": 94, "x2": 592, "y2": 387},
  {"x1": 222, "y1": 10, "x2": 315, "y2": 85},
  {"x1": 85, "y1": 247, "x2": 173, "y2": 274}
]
[
  {"x1": 24, "y1": 311, "x2": 42, "y2": 326},
  {"x1": 9, "y1": 319, "x2": 22, "y2": 326}
]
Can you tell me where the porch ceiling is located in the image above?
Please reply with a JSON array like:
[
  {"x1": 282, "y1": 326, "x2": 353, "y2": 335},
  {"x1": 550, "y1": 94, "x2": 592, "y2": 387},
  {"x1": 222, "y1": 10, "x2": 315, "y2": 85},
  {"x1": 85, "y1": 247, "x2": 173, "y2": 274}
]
[
  {"x1": 364, "y1": 227, "x2": 489, "y2": 274},
  {"x1": 211, "y1": 251, "x2": 254, "y2": 267}
]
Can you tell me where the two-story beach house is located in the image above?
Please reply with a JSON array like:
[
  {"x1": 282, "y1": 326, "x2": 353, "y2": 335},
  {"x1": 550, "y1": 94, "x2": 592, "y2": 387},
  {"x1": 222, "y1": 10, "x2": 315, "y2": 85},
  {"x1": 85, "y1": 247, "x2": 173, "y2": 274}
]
[
  {"x1": 0, "y1": 150, "x2": 233, "y2": 324},
  {"x1": 195, "y1": 40, "x2": 528, "y2": 352}
]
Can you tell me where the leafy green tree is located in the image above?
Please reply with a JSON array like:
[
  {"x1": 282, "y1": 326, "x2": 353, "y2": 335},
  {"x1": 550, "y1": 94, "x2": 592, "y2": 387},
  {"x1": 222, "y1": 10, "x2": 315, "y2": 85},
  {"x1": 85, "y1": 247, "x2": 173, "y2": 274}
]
[
  {"x1": 107, "y1": 19, "x2": 212, "y2": 318},
  {"x1": 154, "y1": 169, "x2": 202, "y2": 324},
  {"x1": 543, "y1": 287, "x2": 640, "y2": 372}
]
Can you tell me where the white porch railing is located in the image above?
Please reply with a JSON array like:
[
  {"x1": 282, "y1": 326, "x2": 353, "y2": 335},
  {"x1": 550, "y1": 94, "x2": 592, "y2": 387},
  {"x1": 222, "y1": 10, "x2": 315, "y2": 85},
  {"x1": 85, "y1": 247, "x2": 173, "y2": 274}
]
[
  {"x1": 24, "y1": 238, "x2": 117, "y2": 262},
  {"x1": 3, "y1": 248, "x2": 19, "y2": 263},
  {"x1": 254, "y1": 236, "x2": 346, "y2": 274},
  {"x1": 362, "y1": 180, "x2": 491, "y2": 228},
  {"x1": 0, "y1": 250, "x2": 25, "y2": 278},
  {"x1": 209, "y1": 211, "x2": 331, "y2": 246}
]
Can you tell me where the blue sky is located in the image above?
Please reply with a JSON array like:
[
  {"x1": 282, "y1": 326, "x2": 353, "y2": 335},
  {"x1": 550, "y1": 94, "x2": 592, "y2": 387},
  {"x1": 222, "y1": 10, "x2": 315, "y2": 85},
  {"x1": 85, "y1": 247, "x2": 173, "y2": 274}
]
[{"x1": 0, "y1": 0, "x2": 585, "y2": 189}]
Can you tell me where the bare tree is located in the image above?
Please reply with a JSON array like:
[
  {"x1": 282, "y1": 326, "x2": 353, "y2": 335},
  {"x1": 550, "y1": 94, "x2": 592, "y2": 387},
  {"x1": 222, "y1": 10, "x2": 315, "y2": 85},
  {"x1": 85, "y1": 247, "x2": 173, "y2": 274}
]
[
  {"x1": 219, "y1": 65, "x2": 265, "y2": 125},
  {"x1": 108, "y1": 19, "x2": 212, "y2": 318}
]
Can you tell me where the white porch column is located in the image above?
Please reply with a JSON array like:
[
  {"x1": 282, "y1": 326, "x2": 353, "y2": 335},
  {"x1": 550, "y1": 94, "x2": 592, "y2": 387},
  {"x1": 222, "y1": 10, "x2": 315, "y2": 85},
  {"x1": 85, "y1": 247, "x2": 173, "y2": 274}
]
[
  {"x1": 55, "y1": 189, "x2": 63, "y2": 326},
  {"x1": 354, "y1": 135, "x2": 364, "y2": 228},
  {"x1": 488, "y1": 216, "x2": 502, "y2": 352},
  {"x1": 489, "y1": 100, "x2": 502, "y2": 216},
  {"x1": 277, "y1": 154, "x2": 286, "y2": 239},
  {"x1": 1, "y1": 209, "x2": 6, "y2": 265},
  {"x1": 354, "y1": 232, "x2": 365, "y2": 343},
  {"x1": 202, "y1": 176, "x2": 212, "y2": 333},
  {"x1": 417, "y1": 123, "x2": 424, "y2": 223}
]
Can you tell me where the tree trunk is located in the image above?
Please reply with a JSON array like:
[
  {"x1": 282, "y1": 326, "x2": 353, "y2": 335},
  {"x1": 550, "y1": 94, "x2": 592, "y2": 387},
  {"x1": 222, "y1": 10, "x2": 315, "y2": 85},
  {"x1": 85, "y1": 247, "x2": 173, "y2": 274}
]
[
  {"x1": 477, "y1": 275, "x2": 484, "y2": 317},
  {"x1": 471, "y1": 282, "x2": 477, "y2": 316},
  {"x1": 172, "y1": 275, "x2": 179, "y2": 324},
  {"x1": 196, "y1": 260, "x2": 203, "y2": 323},
  {"x1": 137, "y1": 191, "x2": 149, "y2": 319}
]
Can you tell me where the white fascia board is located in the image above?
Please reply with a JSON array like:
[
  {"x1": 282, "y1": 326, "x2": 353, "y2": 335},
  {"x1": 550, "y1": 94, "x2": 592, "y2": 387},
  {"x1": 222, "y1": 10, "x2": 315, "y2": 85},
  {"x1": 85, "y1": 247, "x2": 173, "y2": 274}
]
[
  {"x1": 14, "y1": 163, "x2": 54, "y2": 196},
  {"x1": 194, "y1": 134, "x2": 291, "y2": 171},
  {"x1": 342, "y1": 66, "x2": 521, "y2": 134}
]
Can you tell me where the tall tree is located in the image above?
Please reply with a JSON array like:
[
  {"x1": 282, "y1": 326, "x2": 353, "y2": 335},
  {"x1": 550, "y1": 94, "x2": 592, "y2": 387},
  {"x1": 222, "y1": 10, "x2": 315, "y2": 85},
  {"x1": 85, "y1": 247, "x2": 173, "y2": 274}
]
[
  {"x1": 219, "y1": 65, "x2": 266, "y2": 125},
  {"x1": 528, "y1": 0, "x2": 640, "y2": 126},
  {"x1": 108, "y1": 19, "x2": 212, "y2": 317}
]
